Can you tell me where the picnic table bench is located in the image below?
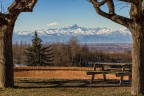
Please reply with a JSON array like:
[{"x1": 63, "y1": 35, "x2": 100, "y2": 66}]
[{"x1": 86, "y1": 62, "x2": 132, "y2": 84}]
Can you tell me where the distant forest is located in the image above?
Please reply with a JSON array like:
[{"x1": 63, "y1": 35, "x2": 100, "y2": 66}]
[{"x1": 13, "y1": 38, "x2": 132, "y2": 67}]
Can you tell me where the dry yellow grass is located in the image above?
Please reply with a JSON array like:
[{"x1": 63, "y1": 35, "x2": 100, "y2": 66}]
[{"x1": 14, "y1": 66, "x2": 129, "y2": 80}]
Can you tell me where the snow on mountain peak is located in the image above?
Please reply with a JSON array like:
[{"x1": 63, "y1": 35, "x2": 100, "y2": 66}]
[
  {"x1": 68, "y1": 24, "x2": 79, "y2": 29},
  {"x1": 15, "y1": 25, "x2": 131, "y2": 36},
  {"x1": 96, "y1": 28, "x2": 113, "y2": 35},
  {"x1": 14, "y1": 24, "x2": 132, "y2": 43}
]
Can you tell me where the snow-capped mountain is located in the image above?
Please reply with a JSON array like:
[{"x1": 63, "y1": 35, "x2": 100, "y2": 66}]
[{"x1": 13, "y1": 24, "x2": 132, "y2": 43}]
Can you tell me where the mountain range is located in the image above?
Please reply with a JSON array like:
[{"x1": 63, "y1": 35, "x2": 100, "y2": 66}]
[{"x1": 13, "y1": 24, "x2": 132, "y2": 44}]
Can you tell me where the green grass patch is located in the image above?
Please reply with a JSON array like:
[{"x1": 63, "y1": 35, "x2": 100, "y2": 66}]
[{"x1": 0, "y1": 78, "x2": 132, "y2": 96}]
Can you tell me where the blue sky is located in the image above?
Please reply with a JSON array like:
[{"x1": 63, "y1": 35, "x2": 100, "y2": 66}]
[{"x1": 1, "y1": 0, "x2": 128, "y2": 31}]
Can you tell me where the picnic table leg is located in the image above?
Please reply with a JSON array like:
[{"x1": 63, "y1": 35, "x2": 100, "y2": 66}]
[
  {"x1": 119, "y1": 66, "x2": 124, "y2": 84},
  {"x1": 119, "y1": 76, "x2": 123, "y2": 85},
  {"x1": 128, "y1": 65, "x2": 132, "y2": 82},
  {"x1": 103, "y1": 74, "x2": 106, "y2": 81},
  {"x1": 91, "y1": 75, "x2": 95, "y2": 83},
  {"x1": 91, "y1": 65, "x2": 96, "y2": 83},
  {"x1": 128, "y1": 74, "x2": 132, "y2": 82},
  {"x1": 102, "y1": 65, "x2": 106, "y2": 81}
]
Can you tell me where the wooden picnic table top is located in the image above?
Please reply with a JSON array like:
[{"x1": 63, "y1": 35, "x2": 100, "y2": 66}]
[{"x1": 88, "y1": 62, "x2": 132, "y2": 66}]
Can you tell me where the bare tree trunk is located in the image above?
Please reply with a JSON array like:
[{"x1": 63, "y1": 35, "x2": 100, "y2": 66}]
[
  {"x1": 131, "y1": 25, "x2": 144, "y2": 95},
  {"x1": 0, "y1": 25, "x2": 14, "y2": 88},
  {"x1": 0, "y1": 27, "x2": 6, "y2": 88},
  {"x1": 5, "y1": 26, "x2": 14, "y2": 87},
  {"x1": 0, "y1": 0, "x2": 37, "y2": 88}
]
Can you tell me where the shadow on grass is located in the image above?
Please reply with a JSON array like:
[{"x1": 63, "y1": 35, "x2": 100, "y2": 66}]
[{"x1": 14, "y1": 78, "x2": 131, "y2": 89}]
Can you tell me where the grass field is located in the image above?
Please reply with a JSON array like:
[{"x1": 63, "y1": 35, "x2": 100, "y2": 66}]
[{"x1": 0, "y1": 78, "x2": 132, "y2": 96}]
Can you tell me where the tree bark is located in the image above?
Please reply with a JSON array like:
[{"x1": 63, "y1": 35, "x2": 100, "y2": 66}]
[
  {"x1": 0, "y1": 24, "x2": 14, "y2": 88},
  {"x1": 131, "y1": 24, "x2": 144, "y2": 95},
  {"x1": 0, "y1": 26, "x2": 6, "y2": 88}
]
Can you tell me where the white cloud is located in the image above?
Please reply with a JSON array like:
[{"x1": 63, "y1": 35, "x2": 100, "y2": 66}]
[{"x1": 47, "y1": 22, "x2": 60, "y2": 27}]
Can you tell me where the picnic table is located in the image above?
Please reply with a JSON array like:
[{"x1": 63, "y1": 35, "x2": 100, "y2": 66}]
[{"x1": 86, "y1": 62, "x2": 132, "y2": 84}]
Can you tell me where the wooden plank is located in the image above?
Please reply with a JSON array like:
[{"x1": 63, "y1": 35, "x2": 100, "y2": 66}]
[
  {"x1": 86, "y1": 70, "x2": 131, "y2": 75},
  {"x1": 86, "y1": 70, "x2": 120, "y2": 75},
  {"x1": 88, "y1": 62, "x2": 132, "y2": 66},
  {"x1": 116, "y1": 72, "x2": 131, "y2": 77},
  {"x1": 105, "y1": 68, "x2": 122, "y2": 71}
]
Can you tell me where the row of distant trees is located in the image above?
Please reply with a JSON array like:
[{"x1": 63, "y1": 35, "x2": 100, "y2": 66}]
[{"x1": 13, "y1": 32, "x2": 132, "y2": 67}]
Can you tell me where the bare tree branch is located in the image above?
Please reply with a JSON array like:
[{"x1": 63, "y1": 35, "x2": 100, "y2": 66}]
[
  {"x1": 90, "y1": 0, "x2": 107, "y2": 7},
  {"x1": 107, "y1": 0, "x2": 115, "y2": 14},
  {"x1": 8, "y1": 0, "x2": 21, "y2": 14},
  {"x1": 29, "y1": 0, "x2": 37, "y2": 10},
  {"x1": 8, "y1": 0, "x2": 37, "y2": 14},
  {"x1": 90, "y1": 0, "x2": 132, "y2": 28},
  {"x1": 0, "y1": 12, "x2": 12, "y2": 19},
  {"x1": 118, "y1": 0, "x2": 138, "y2": 4}
]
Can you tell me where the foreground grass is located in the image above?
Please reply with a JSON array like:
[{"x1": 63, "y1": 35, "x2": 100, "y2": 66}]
[{"x1": 0, "y1": 78, "x2": 131, "y2": 96}]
